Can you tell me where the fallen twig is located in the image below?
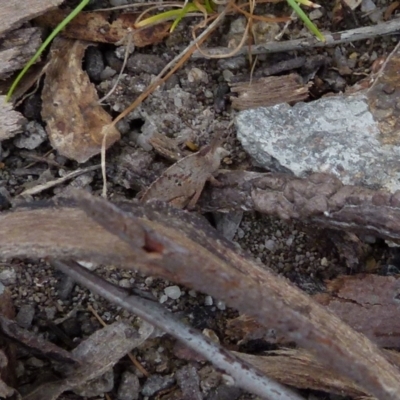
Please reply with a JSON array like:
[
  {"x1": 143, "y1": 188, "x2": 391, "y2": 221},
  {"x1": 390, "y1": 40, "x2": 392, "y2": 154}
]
[
  {"x1": 53, "y1": 259, "x2": 305, "y2": 400},
  {"x1": 200, "y1": 170, "x2": 400, "y2": 242},
  {"x1": 18, "y1": 165, "x2": 100, "y2": 197},
  {"x1": 192, "y1": 18, "x2": 400, "y2": 58}
]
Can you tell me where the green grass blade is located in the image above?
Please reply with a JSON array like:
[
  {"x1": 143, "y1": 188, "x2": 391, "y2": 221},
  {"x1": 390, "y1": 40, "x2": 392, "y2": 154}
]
[
  {"x1": 6, "y1": 0, "x2": 90, "y2": 102},
  {"x1": 287, "y1": 0, "x2": 325, "y2": 41}
]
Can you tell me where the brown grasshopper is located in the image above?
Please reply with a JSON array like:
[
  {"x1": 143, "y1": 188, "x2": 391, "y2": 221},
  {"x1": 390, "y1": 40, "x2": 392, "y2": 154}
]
[{"x1": 140, "y1": 136, "x2": 228, "y2": 209}]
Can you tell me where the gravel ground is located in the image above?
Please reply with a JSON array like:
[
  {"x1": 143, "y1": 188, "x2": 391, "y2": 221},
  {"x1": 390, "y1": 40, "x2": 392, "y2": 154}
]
[{"x1": 0, "y1": 0, "x2": 399, "y2": 398}]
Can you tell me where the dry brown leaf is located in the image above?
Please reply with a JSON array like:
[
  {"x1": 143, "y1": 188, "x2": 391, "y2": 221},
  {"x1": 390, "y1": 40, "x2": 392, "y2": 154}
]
[
  {"x1": 0, "y1": 96, "x2": 26, "y2": 141},
  {"x1": 23, "y1": 320, "x2": 153, "y2": 400},
  {"x1": 41, "y1": 38, "x2": 120, "y2": 163},
  {"x1": 35, "y1": 9, "x2": 171, "y2": 46}
]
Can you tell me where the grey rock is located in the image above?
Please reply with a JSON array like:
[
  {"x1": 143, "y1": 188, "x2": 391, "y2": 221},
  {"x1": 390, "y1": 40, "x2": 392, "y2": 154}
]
[
  {"x1": 16, "y1": 304, "x2": 35, "y2": 329},
  {"x1": 214, "y1": 212, "x2": 243, "y2": 241},
  {"x1": 205, "y1": 385, "x2": 242, "y2": 400},
  {"x1": 56, "y1": 273, "x2": 75, "y2": 300},
  {"x1": 73, "y1": 369, "x2": 114, "y2": 397},
  {"x1": 14, "y1": 121, "x2": 46, "y2": 150},
  {"x1": 85, "y1": 46, "x2": 104, "y2": 81},
  {"x1": 127, "y1": 54, "x2": 164, "y2": 75},
  {"x1": 117, "y1": 371, "x2": 140, "y2": 400},
  {"x1": 141, "y1": 374, "x2": 175, "y2": 397},
  {"x1": 236, "y1": 93, "x2": 400, "y2": 192},
  {"x1": 176, "y1": 365, "x2": 202, "y2": 400},
  {"x1": 0, "y1": 268, "x2": 16, "y2": 285}
]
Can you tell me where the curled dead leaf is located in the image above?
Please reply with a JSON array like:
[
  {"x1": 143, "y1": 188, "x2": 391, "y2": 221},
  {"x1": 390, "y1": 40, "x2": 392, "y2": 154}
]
[
  {"x1": 41, "y1": 38, "x2": 120, "y2": 163},
  {"x1": 35, "y1": 10, "x2": 171, "y2": 46}
]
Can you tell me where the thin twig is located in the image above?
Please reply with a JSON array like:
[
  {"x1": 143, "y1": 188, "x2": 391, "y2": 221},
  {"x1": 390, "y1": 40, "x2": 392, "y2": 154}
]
[
  {"x1": 18, "y1": 165, "x2": 100, "y2": 197},
  {"x1": 52, "y1": 259, "x2": 306, "y2": 400},
  {"x1": 192, "y1": 18, "x2": 400, "y2": 58}
]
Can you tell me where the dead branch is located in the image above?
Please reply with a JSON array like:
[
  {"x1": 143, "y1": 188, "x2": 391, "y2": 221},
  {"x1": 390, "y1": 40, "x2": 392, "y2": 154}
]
[
  {"x1": 52, "y1": 259, "x2": 305, "y2": 400},
  {"x1": 192, "y1": 18, "x2": 400, "y2": 58},
  {"x1": 2, "y1": 194, "x2": 400, "y2": 399},
  {"x1": 200, "y1": 170, "x2": 400, "y2": 242}
]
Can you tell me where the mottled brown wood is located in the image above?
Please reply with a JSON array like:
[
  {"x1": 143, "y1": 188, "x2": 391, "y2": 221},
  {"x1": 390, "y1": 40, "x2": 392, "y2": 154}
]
[{"x1": 230, "y1": 74, "x2": 310, "y2": 110}]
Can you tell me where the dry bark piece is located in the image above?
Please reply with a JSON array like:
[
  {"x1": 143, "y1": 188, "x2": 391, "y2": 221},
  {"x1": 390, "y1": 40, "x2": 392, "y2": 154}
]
[
  {"x1": 35, "y1": 9, "x2": 171, "y2": 46},
  {"x1": 230, "y1": 74, "x2": 310, "y2": 110},
  {"x1": 314, "y1": 274, "x2": 400, "y2": 348},
  {"x1": 41, "y1": 38, "x2": 120, "y2": 163},
  {"x1": 0, "y1": 315, "x2": 79, "y2": 365},
  {"x1": 0, "y1": 0, "x2": 64, "y2": 36},
  {"x1": 0, "y1": 96, "x2": 26, "y2": 141},
  {"x1": 0, "y1": 287, "x2": 17, "y2": 398},
  {"x1": 140, "y1": 140, "x2": 228, "y2": 209},
  {"x1": 199, "y1": 170, "x2": 400, "y2": 243},
  {"x1": 23, "y1": 320, "x2": 153, "y2": 400},
  {"x1": 235, "y1": 349, "x2": 368, "y2": 399},
  {"x1": 0, "y1": 28, "x2": 42, "y2": 80}
]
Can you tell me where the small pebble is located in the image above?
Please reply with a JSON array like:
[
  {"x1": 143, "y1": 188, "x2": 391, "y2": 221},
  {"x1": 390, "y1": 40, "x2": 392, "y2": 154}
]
[
  {"x1": 0, "y1": 268, "x2": 16, "y2": 285},
  {"x1": 141, "y1": 374, "x2": 175, "y2": 397},
  {"x1": 117, "y1": 371, "x2": 140, "y2": 400},
  {"x1": 204, "y1": 295, "x2": 213, "y2": 306},
  {"x1": 164, "y1": 286, "x2": 181, "y2": 300},
  {"x1": 265, "y1": 239, "x2": 276, "y2": 252},
  {"x1": 320, "y1": 257, "x2": 329, "y2": 267},
  {"x1": 16, "y1": 304, "x2": 35, "y2": 329}
]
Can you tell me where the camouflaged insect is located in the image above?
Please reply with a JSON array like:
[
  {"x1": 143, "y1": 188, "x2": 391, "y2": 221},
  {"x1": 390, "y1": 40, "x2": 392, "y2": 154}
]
[{"x1": 140, "y1": 138, "x2": 228, "y2": 209}]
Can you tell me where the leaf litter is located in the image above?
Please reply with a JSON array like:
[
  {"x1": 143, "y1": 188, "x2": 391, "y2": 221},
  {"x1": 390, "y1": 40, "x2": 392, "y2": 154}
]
[
  {"x1": 4, "y1": 0, "x2": 400, "y2": 399},
  {"x1": 41, "y1": 37, "x2": 120, "y2": 163}
]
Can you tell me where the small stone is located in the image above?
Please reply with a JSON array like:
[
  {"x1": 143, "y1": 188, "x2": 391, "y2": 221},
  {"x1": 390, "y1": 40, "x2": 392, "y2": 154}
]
[
  {"x1": 188, "y1": 290, "x2": 197, "y2": 297},
  {"x1": 85, "y1": 46, "x2": 104, "y2": 81},
  {"x1": 236, "y1": 228, "x2": 245, "y2": 239},
  {"x1": 265, "y1": 239, "x2": 276, "y2": 252},
  {"x1": 187, "y1": 68, "x2": 209, "y2": 83},
  {"x1": 164, "y1": 286, "x2": 181, "y2": 300},
  {"x1": 100, "y1": 66, "x2": 117, "y2": 81},
  {"x1": 320, "y1": 257, "x2": 329, "y2": 267},
  {"x1": 216, "y1": 300, "x2": 226, "y2": 310},
  {"x1": 286, "y1": 237, "x2": 293, "y2": 246},
  {"x1": 127, "y1": 54, "x2": 164, "y2": 75},
  {"x1": 25, "y1": 357, "x2": 46, "y2": 368},
  {"x1": 176, "y1": 365, "x2": 202, "y2": 400},
  {"x1": 204, "y1": 296, "x2": 213, "y2": 306},
  {"x1": 0, "y1": 268, "x2": 16, "y2": 285},
  {"x1": 117, "y1": 371, "x2": 140, "y2": 400},
  {"x1": 119, "y1": 279, "x2": 132, "y2": 289},
  {"x1": 141, "y1": 374, "x2": 175, "y2": 397},
  {"x1": 16, "y1": 304, "x2": 35, "y2": 329},
  {"x1": 14, "y1": 121, "x2": 46, "y2": 150},
  {"x1": 74, "y1": 369, "x2": 114, "y2": 397},
  {"x1": 309, "y1": 8, "x2": 324, "y2": 19},
  {"x1": 159, "y1": 294, "x2": 168, "y2": 304}
]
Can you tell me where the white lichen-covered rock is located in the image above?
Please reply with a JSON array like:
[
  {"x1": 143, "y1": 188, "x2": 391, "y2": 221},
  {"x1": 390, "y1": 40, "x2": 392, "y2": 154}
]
[{"x1": 236, "y1": 93, "x2": 400, "y2": 192}]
